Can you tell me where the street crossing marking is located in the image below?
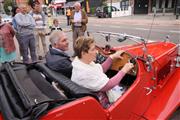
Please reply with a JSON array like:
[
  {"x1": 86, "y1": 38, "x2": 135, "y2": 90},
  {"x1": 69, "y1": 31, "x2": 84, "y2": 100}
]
[
  {"x1": 91, "y1": 25, "x2": 180, "y2": 34},
  {"x1": 135, "y1": 28, "x2": 149, "y2": 31},
  {"x1": 93, "y1": 24, "x2": 102, "y2": 27},
  {"x1": 170, "y1": 31, "x2": 180, "y2": 34}
]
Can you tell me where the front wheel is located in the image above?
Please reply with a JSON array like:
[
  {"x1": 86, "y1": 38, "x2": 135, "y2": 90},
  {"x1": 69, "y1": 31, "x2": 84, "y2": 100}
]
[{"x1": 103, "y1": 13, "x2": 108, "y2": 18}]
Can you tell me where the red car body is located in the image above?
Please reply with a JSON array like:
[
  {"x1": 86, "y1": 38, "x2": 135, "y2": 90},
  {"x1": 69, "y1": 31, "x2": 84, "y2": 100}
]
[{"x1": 0, "y1": 41, "x2": 179, "y2": 120}]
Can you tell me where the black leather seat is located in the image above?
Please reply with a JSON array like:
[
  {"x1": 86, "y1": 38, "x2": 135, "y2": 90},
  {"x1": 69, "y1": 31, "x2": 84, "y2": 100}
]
[{"x1": 35, "y1": 63, "x2": 99, "y2": 100}]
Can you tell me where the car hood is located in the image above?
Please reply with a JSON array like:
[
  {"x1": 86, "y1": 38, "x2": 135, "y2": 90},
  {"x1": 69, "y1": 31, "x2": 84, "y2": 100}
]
[{"x1": 114, "y1": 42, "x2": 177, "y2": 60}]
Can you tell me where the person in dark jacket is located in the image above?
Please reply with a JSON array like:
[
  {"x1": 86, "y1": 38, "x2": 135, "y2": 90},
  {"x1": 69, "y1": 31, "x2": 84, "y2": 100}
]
[{"x1": 45, "y1": 31, "x2": 72, "y2": 78}]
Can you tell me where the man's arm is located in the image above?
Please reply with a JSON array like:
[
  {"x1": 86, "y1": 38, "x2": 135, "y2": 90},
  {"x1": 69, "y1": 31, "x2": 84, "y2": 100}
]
[
  {"x1": 81, "y1": 10, "x2": 88, "y2": 24},
  {"x1": 70, "y1": 11, "x2": 74, "y2": 24},
  {"x1": 14, "y1": 13, "x2": 32, "y2": 27},
  {"x1": 47, "y1": 57, "x2": 72, "y2": 72},
  {"x1": 56, "y1": 59, "x2": 72, "y2": 72},
  {"x1": 41, "y1": 11, "x2": 46, "y2": 26},
  {"x1": 7, "y1": 24, "x2": 15, "y2": 36},
  {"x1": 28, "y1": 14, "x2": 36, "y2": 28}
]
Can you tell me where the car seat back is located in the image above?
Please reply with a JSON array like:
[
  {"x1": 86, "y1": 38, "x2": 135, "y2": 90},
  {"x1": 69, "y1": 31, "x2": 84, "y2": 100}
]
[
  {"x1": 0, "y1": 63, "x2": 66, "y2": 120},
  {"x1": 35, "y1": 63, "x2": 99, "y2": 100}
]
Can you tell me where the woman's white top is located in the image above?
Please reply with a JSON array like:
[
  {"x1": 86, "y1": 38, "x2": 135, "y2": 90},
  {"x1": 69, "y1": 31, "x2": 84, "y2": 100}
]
[{"x1": 71, "y1": 57, "x2": 109, "y2": 91}]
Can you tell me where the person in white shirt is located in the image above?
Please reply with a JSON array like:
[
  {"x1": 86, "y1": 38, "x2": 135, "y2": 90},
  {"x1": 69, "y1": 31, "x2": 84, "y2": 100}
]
[
  {"x1": 30, "y1": 1, "x2": 47, "y2": 60},
  {"x1": 71, "y1": 36, "x2": 134, "y2": 107},
  {"x1": 70, "y1": 2, "x2": 88, "y2": 48}
]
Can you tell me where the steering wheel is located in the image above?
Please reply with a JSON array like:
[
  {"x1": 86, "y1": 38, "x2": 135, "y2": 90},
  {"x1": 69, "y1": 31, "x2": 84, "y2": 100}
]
[
  {"x1": 111, "y1": 52, "x2": 138, "y2": 76},
  {"x1": 95, "y1": 46, "x2": 138, "y2": 76}
]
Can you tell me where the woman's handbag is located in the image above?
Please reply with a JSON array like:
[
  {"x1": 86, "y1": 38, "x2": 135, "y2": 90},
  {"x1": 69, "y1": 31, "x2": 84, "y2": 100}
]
[{"x1": 106, "y1": 85, "x2": 125, "y2": 103}]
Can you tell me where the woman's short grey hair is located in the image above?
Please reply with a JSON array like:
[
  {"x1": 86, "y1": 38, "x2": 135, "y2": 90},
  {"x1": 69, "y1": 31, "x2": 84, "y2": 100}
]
[
  {"x1": 18, "y1": 3, "x2": 26, "y2": 8},
  {"x1": 49, "y1": 31, "x2": 64, "y2": 46}
]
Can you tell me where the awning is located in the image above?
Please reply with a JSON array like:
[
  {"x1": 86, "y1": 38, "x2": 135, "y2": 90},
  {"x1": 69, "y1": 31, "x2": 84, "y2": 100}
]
[
  {"x1": 65, "y1": 0, "x2": 83, "y2": 8},
  {"x1": 49, "y1": 3, "x2": 63, "y2": 9}
]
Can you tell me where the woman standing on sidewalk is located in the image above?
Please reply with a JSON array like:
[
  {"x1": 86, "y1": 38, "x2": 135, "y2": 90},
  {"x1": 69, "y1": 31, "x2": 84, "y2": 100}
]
[{"x1": 0, "y1": 15, "x2": 16, "y2": 63}]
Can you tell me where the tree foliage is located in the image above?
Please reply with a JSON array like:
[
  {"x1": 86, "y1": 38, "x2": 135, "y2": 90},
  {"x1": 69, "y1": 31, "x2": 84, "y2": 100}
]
[{"x1": 3, "y1": 0, "x2": 13, "y2": 14}]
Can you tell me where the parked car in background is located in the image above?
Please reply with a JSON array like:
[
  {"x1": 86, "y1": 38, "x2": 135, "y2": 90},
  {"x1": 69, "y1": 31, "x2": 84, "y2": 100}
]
[
  {"x1": 0, "y1": 14, "x2": 12, "y2": 24},
  {"x1": 96, "y1": 6, "x2": 119, "y2": 18}
]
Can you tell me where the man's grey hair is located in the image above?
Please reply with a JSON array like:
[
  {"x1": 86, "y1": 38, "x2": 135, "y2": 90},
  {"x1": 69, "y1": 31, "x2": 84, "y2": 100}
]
[
  {"x1": 49, "y1": 31, "x2": 65, "y2": 46},
  {"x1": 74, "y1": 2, "x2": 81, "y2": 7}
]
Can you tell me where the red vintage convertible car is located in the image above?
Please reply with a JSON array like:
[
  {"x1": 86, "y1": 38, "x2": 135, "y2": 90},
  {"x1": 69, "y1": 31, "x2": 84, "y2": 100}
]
[{"x1": 0, "y1": 32, "x2": 179, "y2": 120}]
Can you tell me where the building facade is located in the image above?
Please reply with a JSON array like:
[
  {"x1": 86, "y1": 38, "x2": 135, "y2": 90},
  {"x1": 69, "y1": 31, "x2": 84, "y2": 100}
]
[
  {"x1": 15, "y1": 0, "x2": 177, "y2": 15},
  {"x1": 106, "y1": 0, "x2": 177, "y2": 14},
  {"x1": 15, "y1": 0, "x2": 45, "y2": 4}
]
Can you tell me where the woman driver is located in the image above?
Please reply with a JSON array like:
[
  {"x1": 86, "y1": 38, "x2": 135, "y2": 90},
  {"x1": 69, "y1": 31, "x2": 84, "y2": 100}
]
[{"x1": 71, "y1": 36, "x2": 134, "y2": 107}]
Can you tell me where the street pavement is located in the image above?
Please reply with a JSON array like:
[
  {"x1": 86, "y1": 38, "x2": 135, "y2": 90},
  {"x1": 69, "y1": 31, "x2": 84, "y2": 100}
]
[{"x1": 14, "y1": 14, "x2": 180, "y2": 61}]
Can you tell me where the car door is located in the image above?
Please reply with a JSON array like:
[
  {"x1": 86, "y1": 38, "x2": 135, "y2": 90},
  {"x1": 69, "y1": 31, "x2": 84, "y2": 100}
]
[{"x1": 107, "y1": 61, "x2": 155, "y2": 119}]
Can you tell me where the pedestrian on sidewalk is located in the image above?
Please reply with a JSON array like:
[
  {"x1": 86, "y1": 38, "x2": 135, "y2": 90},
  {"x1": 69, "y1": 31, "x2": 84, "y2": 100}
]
[
  {"x1": 45, "y1": 31, "x2": 72, "y2": 78},
  {"x1": 12, "y1": 6, "x2": 22, "y2": 60},
  {"x1": 14, "y1": 4, "x2": 37, "y2": 63},
  {"x1": 46, "y1": 18, "x2": 62, "y2": 35},
  {"x1": 66, "y1": 7, "x2": 71, "y2": 26},
  {"x1": 51, "y1": 18, "x2": 62, "y2": 32},
  {"x1": 70, "y1": 2, "x2": 88, "y2": 48},
  {"x1": 0, "y1": 15, "x2": 16, "y2": 63},
  {"x1": 47, "y1": 18, "x2": 72, "y2": 35},
  {"x1": 30, "y1": 1, "x2": 47, "y2": 60}
]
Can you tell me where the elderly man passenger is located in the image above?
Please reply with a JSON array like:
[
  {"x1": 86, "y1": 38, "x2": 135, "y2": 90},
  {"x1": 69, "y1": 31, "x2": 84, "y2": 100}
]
[{"x1": 45, "y1": 31, "x2": 72, "y2": 78}]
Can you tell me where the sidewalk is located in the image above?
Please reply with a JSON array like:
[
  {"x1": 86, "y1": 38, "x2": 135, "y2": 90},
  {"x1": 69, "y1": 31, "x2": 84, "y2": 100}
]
[
  {"x1": 55, "y1": 14, "x2": 180, "y2": 27},
  {"x1": 89, "y1": 14, "x2": 180, "y2": 27}
]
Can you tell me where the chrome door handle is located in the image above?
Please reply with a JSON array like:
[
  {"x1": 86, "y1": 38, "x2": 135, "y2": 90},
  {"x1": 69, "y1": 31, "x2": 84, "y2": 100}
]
[{"x1": 144, "y1": 87, "x2": 152, "y2": 95}]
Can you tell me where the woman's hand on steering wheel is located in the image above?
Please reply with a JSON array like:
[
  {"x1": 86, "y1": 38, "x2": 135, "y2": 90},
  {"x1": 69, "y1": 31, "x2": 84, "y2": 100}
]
[
  {"x1": 110, "y1": 50, "x2": 124, "y2": 60},
  {"x1": 121, "y1": 63, "x2": 134, "y2": 73}
]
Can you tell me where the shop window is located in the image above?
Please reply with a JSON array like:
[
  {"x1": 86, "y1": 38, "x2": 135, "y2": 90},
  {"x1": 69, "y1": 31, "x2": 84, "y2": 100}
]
[{"x1": 120, "y1": 0, "x2": 129, "y2": 11}]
